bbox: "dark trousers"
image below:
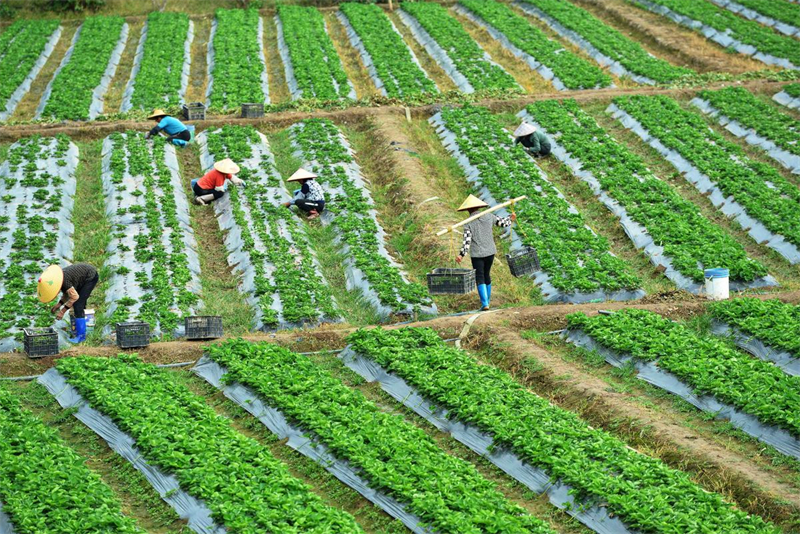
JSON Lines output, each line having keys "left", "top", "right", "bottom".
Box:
{"left": 73, "top": 273, "right": 99, "bottom": 318}
{"left": 192, "top": 180, "right": 224, "bottom": 201}
{"left": 167, "top": 129, "right": 191, "bottom": 143}
{"left": 295, "top": 199, "right": 325, "bottom": 213}
{"left": 471, "top": 255, "right": 495, "bottom": 285}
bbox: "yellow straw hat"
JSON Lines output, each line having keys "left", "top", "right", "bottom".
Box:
{"left": 213, "top": 158, "right": 240, "bottom": 175}
{"left": 287, "top": 168, "right": 318, "bottom": 182}
{"left": 457, "top": 194, "right": 489, "bottom": 212}
{"left": 147, "top": 109, "right": 168, "bottom": 120}
{"left": 37, "top": 265, "right": 63, "bottom": 303}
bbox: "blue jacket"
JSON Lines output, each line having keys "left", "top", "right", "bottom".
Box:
{"left": 155, "top": 116, "right": 187, "bottom": 135}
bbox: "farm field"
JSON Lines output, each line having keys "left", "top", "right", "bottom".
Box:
{"left": 1, "top": 0, "right": 800, "bottom": 533}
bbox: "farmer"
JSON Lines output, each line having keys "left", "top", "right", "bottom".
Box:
{"left": 192, "top": 159, "right": 244, "bottom": 205}
{"left": 514, "top": 122, "right": 551, "bottom": 158}
{"left": 145, "top": 109, "right": 192, "bottom": 147}
{"left": 455, "top": 195, "right": 516, "bottom": 311}
{"left": 282, "top": 167, "right": 325, "bottom": 220}
{"left": 37, "top": 263, "right": 99, "bottom": 344}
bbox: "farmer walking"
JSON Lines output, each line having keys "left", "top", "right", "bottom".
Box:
{"left": 145, "top": 109, "right": 192, "bottom": 147}
{"left": 514, "top": 122, "right": 551, "bottom": 158}
{"left": 455, "top": 195, "right": 516, "bottom": 311}
{"left": 282, "top": 168, "right": 325, "bottom": 220}
{"left": 37, "top": 263, "right": 99, "bottom": 344}
{"left": 192, "top": 159, "right": 244, "bottom": 205}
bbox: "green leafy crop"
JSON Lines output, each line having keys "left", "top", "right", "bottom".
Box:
{"left": 709, "top": 297, "right": 800, "bottom": 358}
{"left": 209, "top": 8, "right": 266, "bottom": 109}
{"left": 0, "top": 19, "right": 60, "bottom": 112}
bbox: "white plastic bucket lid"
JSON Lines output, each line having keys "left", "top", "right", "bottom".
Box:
{"left": 704, "top": 268, "right": 729, "bottom": 279}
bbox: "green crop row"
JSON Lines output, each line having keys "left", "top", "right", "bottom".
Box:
{"left": 346, "top": 326, "right": 780, "bottom": 534}
{"left": 42, "top": 16, "right": 125, "bottom": 121}
{"left": 459, "top": 0, "right": 611, "bottom": 90}
{"left": 0, "top": 135, "right": 73, "bottom": 345}
{"left": 339, "top": 3, "right": 436, "bottom": 97}
{"left": 518, "top": 0, "right": 691, "bottom": 83}
{"left": 0, "top": 384, "right": 144, "bottom": 534}
{"left": 729, "top": 0, "right": 800, "bottom": 28}
{"left": 568, "top": 308, "right": 800, "bottom": 438}
{"left": 105, "top": 133, "right": 199, "bottom": 334}
{"left": 640, "top": 0, "right": 800, "bottom": 66}
{"left": 209, "top": 8, "right": 266, "bottom": 109}
{"left": 526, "top": 99, "right": 767, "bottom": 284}
{"left": 697, "top": 87, "right": 800, "bottom": 158}
{"left": 204, "top": 125, "right": 338, "bottom": 327}
{"left": 56, "top": 354, "right": 362, "bottom": 533}
{"left": 291, "top": 119, "right": 432, "bottom": 314}
{"left": 613, "top": 95, "right": 800, "bottom": 250}
{"left": 129, "top": 12, "right": 190, "bottom": 110}
{"left": 435, "top": 105, "right": 640, "bottom": 294}
{"left": 0, "top": 19, "right": 60, "bottom": 113}
{"left": 783, "top": 83, "right": 800, "bottom": 98}
{"left": 709, "top": 297, "right": 800, "bottom": 357}
{"left": 401, "top": 2, "right": 519, "bottom": 91}
{"left": 278, "top": 5, "right": 351, "bottom": 100}
{"left": 206, "top": 338, "right": 555, "bottom": 534}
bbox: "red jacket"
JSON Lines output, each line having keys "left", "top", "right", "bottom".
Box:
{"left": 197, "top": 169, "right": 231, "bottom": 190}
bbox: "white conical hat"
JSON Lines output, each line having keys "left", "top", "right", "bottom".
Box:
{"left": 213, "top": 158, "right": 240, "bottom": 175}
{"left": 287, "top": 168, "right": 318, "bottom": 182}
{"left": 457, "top": 194, "right": 489, "bottom": 212}
{"left": 513, "top": 122, "right": 537, "bottom": 137}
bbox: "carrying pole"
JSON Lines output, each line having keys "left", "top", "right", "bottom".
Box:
{"left": 436, "top": 196, "right": 526, "bottom": 237}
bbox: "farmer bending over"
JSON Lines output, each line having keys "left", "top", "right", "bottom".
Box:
{"left": 514, "top": 122, "right": 551, "bottom": 158}
{"left": 192, "top": 159, "right": 244, "bottom": 205}
{"left": 145, "top": 109, "right": 192, "bottom": 147}
{"left": 37, "top": 263, "right": 99, "bottom": 344}
{"left": 282, "top": 168, "right": 325, "bottom": 220}
{"left": 455, "top": 195, "right": 515, "bottom": 311}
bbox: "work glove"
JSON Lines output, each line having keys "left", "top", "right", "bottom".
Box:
{"left": 55, "top": 309, "right": 66, "bottom": 321}
{"left": 51, "top": 303, "right": 61, "bottom": 314}
{"left": 144, "top": 131, "right": 151, "bottom": 140}
{"left": 214, "top": 186, "right": 225, "bottom": 192}
{"left": 230, "top": 177, "right": 244, "bottom": 186}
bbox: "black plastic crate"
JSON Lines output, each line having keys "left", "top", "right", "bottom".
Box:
{"left": 506, "top": 246, "right": 540, "bottom": 278}
{"left": 185, "top": 316, "right": 223, "bottom": 340}
{"left": 426, "top": 268, "right": 476, "bottom": 295}
{"left": 116, "top": 321, "right": 150, "bottom": 349}
{"left": 241, "top": 103, "right": 264, "bottom": 118}
{"left": 23, "top": 327, "right": 59, "bottom": 358}
{"left": 182, "top": 102, "right": 206, "bottom": 121}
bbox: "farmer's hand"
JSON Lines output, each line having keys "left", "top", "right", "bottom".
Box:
{"left": 510, "top": 213, "right": 517, "bottom": 222}
{"left": 230, "top": 176, "right": 244, "bottom": 186}
{"left": 55, "top": 309, "right": 65, "bottom": 321}
{"left": 281, "top": 201, "right": 291, "bottom": 208}
{"left": 456, "top": 255, "right": 463, "bottom": 264}
{"left": 144, "top": 132, "right": 151, "bottom": 140}
{"left": 51, "top": 303, "right": 61, "bottom": 314}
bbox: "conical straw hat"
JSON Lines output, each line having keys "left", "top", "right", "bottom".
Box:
{"left": 37, "top": 265, "right": 63, "bottom": 303}
{"left": 457, "top": 194, "right": 489, "bottom": 212}
{"left": 147, "top": 109, "right": 168, "bottom": 120}
{"left": 287, "top": 168, "right": 318, "bottom": 182}
{"left": 513, "top": 122, "right": 537, "bottom": 137}
{"left": 213, "top": 158, "right": 240, "bottom": 175}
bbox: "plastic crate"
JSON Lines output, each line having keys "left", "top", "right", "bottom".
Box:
{"left": 182, "top": 102, "right": 206, "bottom": 121}
{"left": 506, "top": 246, "right": 540, "bottom": 278}
{"left": 23, "top": 328, "right": 59, "bottom": 358}
{"left": 185, "top": 316, "right": 223, "bottom": 340}
{"left": 116, "top": 322, "right": 150, "bottom": 349}
{"left": 426, "top": 268, "right": 476, "bottom": 295}
{"left": 241, "top": 103, "right": 264, "bottom": 118}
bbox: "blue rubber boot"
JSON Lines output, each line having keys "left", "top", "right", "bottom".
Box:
{"left": 69, "top": 317, "right": 87, "bottom": 343}
{"left": 477, "top": 284, "right": 489, "bottom": 310}
{"left": 172, "top": 139, "right": 188, "bottom": 148}
{"left": 487, "top": 283, "right": 492, "bottom": 307}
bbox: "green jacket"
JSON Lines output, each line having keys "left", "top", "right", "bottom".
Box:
{"left": 516, "top": 131, "right": 551, "bottom": 156}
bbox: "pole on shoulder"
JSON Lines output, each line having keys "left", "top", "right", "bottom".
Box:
{"left": 435, "top": 196, "right": 526, "bottom": 237}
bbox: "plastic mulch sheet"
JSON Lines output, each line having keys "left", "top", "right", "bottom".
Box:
{"left": 338, "top": 347, "right": 641, "bottom": 534}
{"left": 632, "top": 0, "right": 799, "bottom": 70}
{"left": 0, "top": 25, "right": 61, "bottom": 120}
{"left": 691, "top": 98, "right": 800, "bottom": 175}
{"left": 707, "top": 0, "right": 800, "bottom": 36}
{"left": 37, "top": 368, "right": 226, "bottom": 534}
{"left": 516, "top": 110, "right": 777, "bottom": 293}
{"left": 205, "top": 17, "right": 269, "bottom": 107}
{"left": 710, "top": 320, "right": 800, "bottom": 377}
{"left": 608, "top": 103, "right": 800, "bottom": 265}
{"left": 773, "top": 90, "right": 800, "bottom": 110}
{"left": 512, "top": 0, "right": 656, "bottom": 85}
{"left": 564, "top": 329, "right": 800, "bottom": 460}
{"left": 191, "top": 356, "right": 432, "bottom": 534}
{"left": 0, "top": 504, "right": 16, "bottom": 534}
{"left": 35, "top": 24, "right": 82, "bottom": 119}
{"left": 256, "top": 17, "right": 270, "bottom": 105}
{"left": 87, "top": 22, "right": 128, "bottom": 120}
{"left": 429, "top": 112, "right": 646, "bottom": 304}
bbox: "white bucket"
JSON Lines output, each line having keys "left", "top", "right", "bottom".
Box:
{"left": 704, "top": 268, "right": 729, "bottom": 300}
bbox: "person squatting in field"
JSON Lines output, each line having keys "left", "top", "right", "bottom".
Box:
{"left": 145, "top": 109, "right": 193, "bottom": 147}
{"left": 455, "top": 195, "right": 516, "bottom": 311}
{"left": 514, "top": 122, "right": 551, "bottom": 158}
{"left": 192, "top": 158, "right": 245, "bottom": 205}
{"left": 37, "top": 263, "right": 99, "bottom": 344}
{"left": 281, "top": 167, "right": 326, "bottom": 220}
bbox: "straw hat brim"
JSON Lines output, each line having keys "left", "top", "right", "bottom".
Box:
{"left": 37, "top": 265, "right": 63, "bottom": 303}
{"left": 213, "top": 159, "right": 240, "bottom": 175}
{"left": 513, "top": 123, "right": 537, "bottom": 137}
{"left": 287, "top": 168, "right": 318, "bottom": 182}
{"left": 147, "top": 109, "right": 168, "bottom": 120}
{"left": 457, "top": 194, "right": 489, "bottom": 212}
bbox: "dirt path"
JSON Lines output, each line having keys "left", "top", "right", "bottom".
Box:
{"left": 184, "top": 14, "right": 211, "bottom": 104}
{"left": 102, "top": 20, "right": 142, "bottom": 114}
{"left": 323, "top": 12, "right": 380, "bottom": 100}
{"left": 470, "top": 327, "right": 800, "bottom": 528}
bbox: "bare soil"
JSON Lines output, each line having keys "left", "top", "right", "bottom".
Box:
{"left": 184, "top": 15, "right": 212, "bottom": 104}
{"left": 323, "top": 12, "right": 380, "bottom": 100}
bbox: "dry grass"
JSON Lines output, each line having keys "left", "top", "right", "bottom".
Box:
{"left": 323, "top": 11, "right": 379, "bottom": 99}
